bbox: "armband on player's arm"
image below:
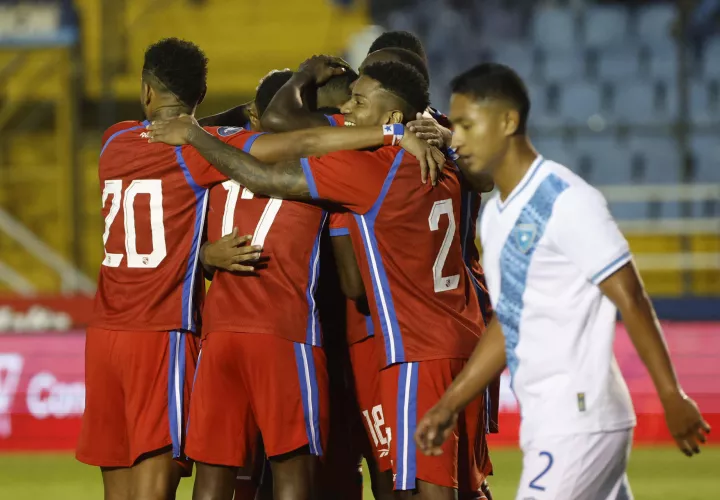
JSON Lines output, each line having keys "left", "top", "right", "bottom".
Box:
{"left": 260, "top": 72, "right": 332, "bottom": 132}
{"left": 197, "top": 102, "right": 253, "bottom": 127}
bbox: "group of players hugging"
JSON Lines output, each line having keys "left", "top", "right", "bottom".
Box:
{"left": 75, "top": 27, "right": 709, "bottom": 500}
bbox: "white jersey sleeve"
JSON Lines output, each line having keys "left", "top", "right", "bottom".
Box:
{"left": 548, "top": 185, "right": 631, "bottom": 285}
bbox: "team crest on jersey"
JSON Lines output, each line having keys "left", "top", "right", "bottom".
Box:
{"left": 217, "top": 126, "right": 243, "bottom": 137}
{"left": 513, "top": 223, "right": 537, "bottom": 253}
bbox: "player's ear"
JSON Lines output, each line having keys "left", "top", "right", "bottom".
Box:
{"left": 503, "top": 109, "right": 520, "bottom": 137}
{"left": 143, "top": 82, "right": 153, "bottom": 109}
{"left": 386, "top": 110, "right": 404, "bottom": 125}
{"left": 248, "top": 103, "right": 260, "bottom": 130}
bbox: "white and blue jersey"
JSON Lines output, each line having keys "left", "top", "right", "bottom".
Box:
{"left": 481, "top": 156, "right": 636, "bottom": 444}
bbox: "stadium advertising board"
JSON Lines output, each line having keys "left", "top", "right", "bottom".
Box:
{"left": 0, "top": 296, "right": 94, "bottom": 332}
{"left": 0, "top": 323, "right": 718, "bottom": 451}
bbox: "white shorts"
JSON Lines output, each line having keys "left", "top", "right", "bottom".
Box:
{"left": 516, "top": 429, "right": 633, "bottom": 500}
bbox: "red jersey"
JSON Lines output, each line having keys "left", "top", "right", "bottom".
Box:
{"left": 92, "top": 120, "right": 211, "bottom": 332}
{"left": 181, "top": 127, "right": 328, "bottom": 345}
{"left": 302, "top": 146, "right": 482, "bottom": 366}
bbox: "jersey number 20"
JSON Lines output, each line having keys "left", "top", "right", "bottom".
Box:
{"left": 429, "top": 199, "right": 460, "bottom": 293}
{"left": 101, "top": 179, "right": 166, "bottom": 268}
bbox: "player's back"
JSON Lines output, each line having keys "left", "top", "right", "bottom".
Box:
{"left": 352, "top": 147, "right": 482, "bottom": 366}
{"left": 202, "top": 182, "right": 327, "bottom": 345}
{"left": 92, "top": 120, "right": 207, "bottom": 332}
{"left": 480, "top": 156, "right": 635, "bottom": 440}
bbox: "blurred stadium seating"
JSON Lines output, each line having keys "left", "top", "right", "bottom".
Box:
{"left": 370, "top": 0, "right": 720, "bottom": 303}
{"left": 0, "top": 0, "right": 718, "bottom": 304}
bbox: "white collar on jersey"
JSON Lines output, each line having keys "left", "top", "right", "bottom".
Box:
{"left": 496, "top": 155, "right": 545, "bottom": 213}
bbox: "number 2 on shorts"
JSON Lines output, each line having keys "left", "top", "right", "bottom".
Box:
{"left": 529, "top": 451, "right": 553, "bottom": 491}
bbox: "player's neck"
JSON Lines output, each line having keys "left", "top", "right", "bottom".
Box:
{"left": 494, "top": 138, "right": 539, "bottom": 202}
{"left": 148, "top": 104, "right": 192, "bottom": 122}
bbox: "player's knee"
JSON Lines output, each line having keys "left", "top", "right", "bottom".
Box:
{"left": 192, "top": 463, "right": 237, "bottom": 500}
{"left": 416, "top": 479, "right": 458, "bottom": 500}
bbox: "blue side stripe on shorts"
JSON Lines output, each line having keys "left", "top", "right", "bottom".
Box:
{"left": 395, "top": 362, "right": 419, "bottom": 490}
{"left": 167, "top": 331, "right": 186, "bottom": 458}
{"left": 294, "top": 343, "right": 323, "bottom": 456}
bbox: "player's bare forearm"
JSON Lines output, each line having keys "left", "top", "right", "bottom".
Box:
{"left": 250, "top": 125, "right": 387, "bottom": 164}
{"left": 187, "top": 126, "right": 311, "bottom": 199}
{"left": 439, "top": 317, "right": 507, "bottom": 413}
{"left": 600, "top": 262, "right": 681, "bottom": 400}
{"left": 197, "top": 102, "right": 252, "bottom": 127}
{"left": 261, "top": 72, "right": 329, "bottom": 132}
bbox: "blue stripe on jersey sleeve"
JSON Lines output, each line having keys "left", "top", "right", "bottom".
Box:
{"left": 241, "top": 132, "right": 267, "bottom": 153}
{"left": 175, "top": 147, "right": 209, "bottom": 332}
{"left": 590, "top": 251, "right": 632, "bottom": 285}
{"left": 300, "top": 158, "right": 320, "bottom": 199}
{"left": 329, "top": 227, "right": 350, "bottom": 237}
{"left": 325, "top": 115, "right": 338, "bottom": 127}
{"left": 100, "top": 124, "right": 145, "bottom": 157}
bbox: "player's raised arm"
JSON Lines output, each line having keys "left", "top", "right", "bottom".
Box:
{"left": 197, "top": 101, "right": 252, "bottom": 127}
{"left": 415, "top": 316, "right": 506, "bottom": 456}
{"left": 599, "top": 264, "right": 710, "bottom": 456}
{"left": 260, "top": 55, "right": 351, "bottom": 132}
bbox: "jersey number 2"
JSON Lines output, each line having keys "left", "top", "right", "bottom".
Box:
{"left": 221, "top": 181, "right": 282, "bottom": 245}
{"left": 428, "top": 199, "right": 460, "bottom": 293}
{"left": 102, "top": 179, "right": 166, "bottom": 268}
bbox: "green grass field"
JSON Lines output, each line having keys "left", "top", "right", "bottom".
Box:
{"left": 0, "top": 447, "right": 718, "bottom": 499}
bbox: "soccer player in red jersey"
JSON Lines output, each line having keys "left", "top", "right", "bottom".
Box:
{"left": 148, "top": 60, "right": 490, "bottom": 500}
{"left": 76, "top": 38, "right": 261, "bottom": 499}
{"left": 146, "top": 62, "right": 442, "bottom": 500}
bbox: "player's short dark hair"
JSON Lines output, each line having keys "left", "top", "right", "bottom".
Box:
{"left": 320, "top": 68, "right": 359, "bottom": 97}
{"left": 254, "top": 70, "right": 293, "bottom": 117}
{"left": 142, "top": 38, "right": 208, "bottom": 108}
{"left": 362, "top": 48, "right": 429, "bottom": 85}
{"left": 451, "top": 63, "right": 530, "bottom": 134}
{"left": 368, "top": 31, "right": 427, "bottom": 63}
{"left": 363, "top": 61, "right": 430, "bottom": 120}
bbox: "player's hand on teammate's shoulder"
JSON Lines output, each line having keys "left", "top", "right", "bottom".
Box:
{"left": 298, "top": 54, "right": 350, "bottom": 85}
{"left": 407, "top": 112, "right": 452, "bottom": 149}
{"left": 414, "top": 402, "right": 458, "bottom": 456}
{"left": 399, "top": 126, "right": 446, "bottom": 186}
{"left": 146, "top": 114, "right": 200, "bottom": 146}
{"left": 661, "top": 390, "right": 711, "bottom": 457}
{"left": 202, "top": 228, "right": 263, "bottom": 273}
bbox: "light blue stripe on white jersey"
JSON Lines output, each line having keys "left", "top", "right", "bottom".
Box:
{"left": 495, "top": 173, "right": 569, "bottom": 381}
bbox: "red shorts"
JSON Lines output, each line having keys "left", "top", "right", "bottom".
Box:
{"left": 381, "top": 359, "right": 493, "bottom": 492}
{"left": 349, "top": 336, "right": 392, "bottom": 472}
{"left": 186, "top": 332, "right": 329, "bottom": 467}
{"left": 76, "top": 328, "right": 200, "bottom": 468}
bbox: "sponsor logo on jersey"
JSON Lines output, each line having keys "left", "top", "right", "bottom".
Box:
{"left": 218, "top": 126, "right": 243, "bottom": 137}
